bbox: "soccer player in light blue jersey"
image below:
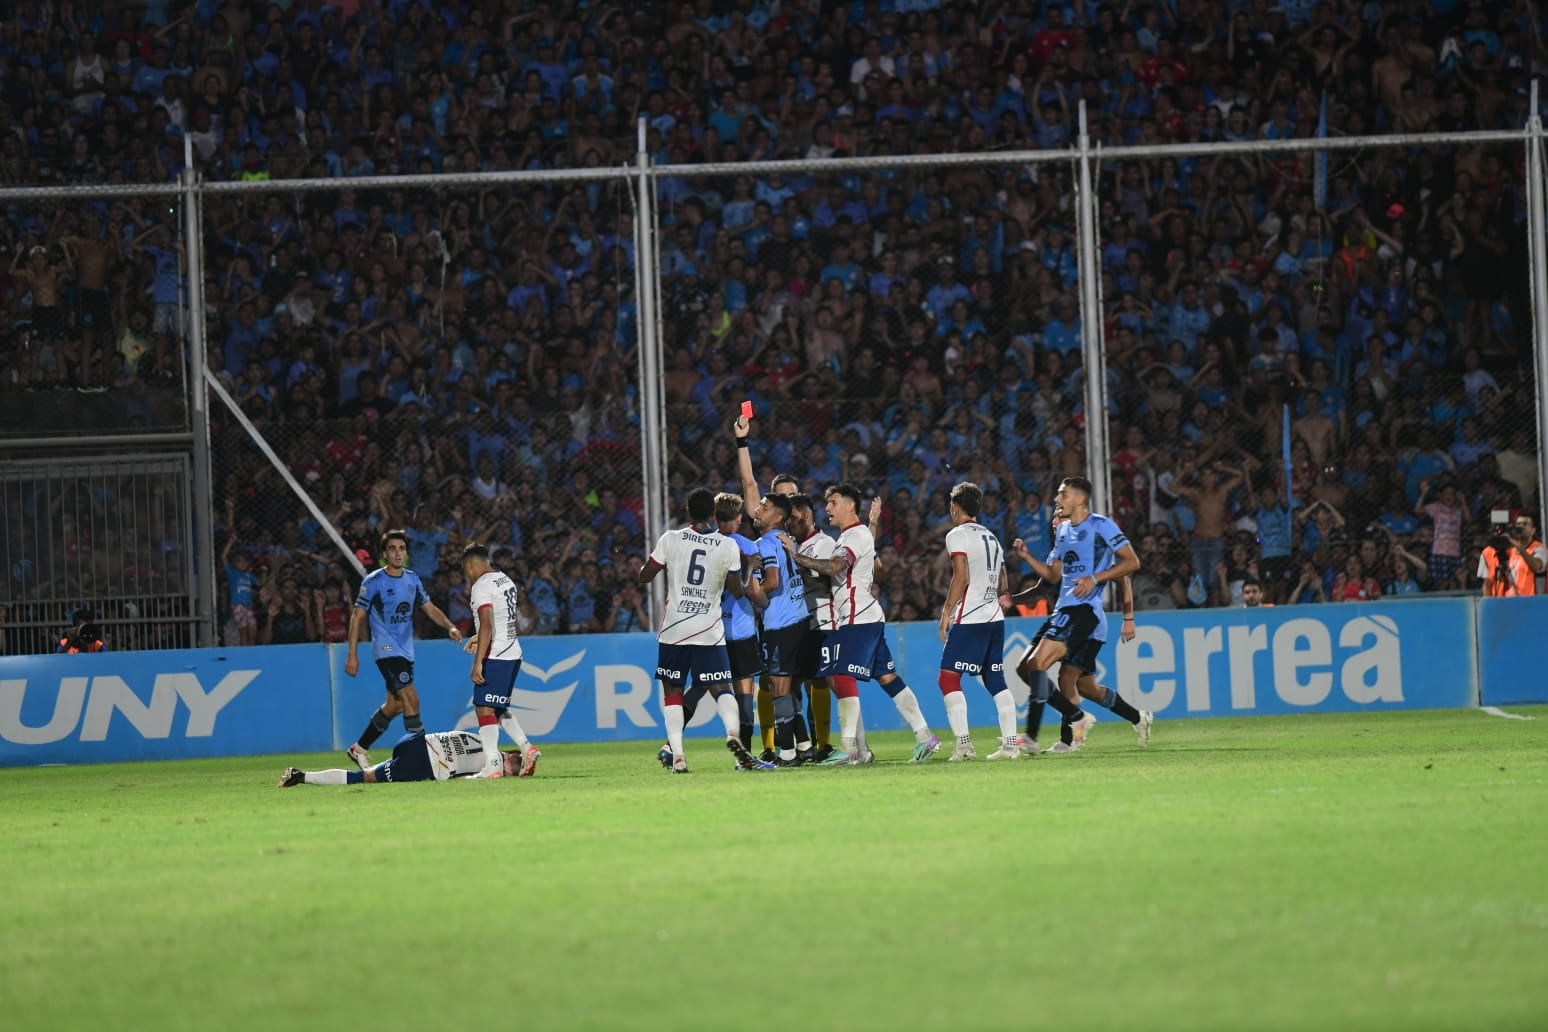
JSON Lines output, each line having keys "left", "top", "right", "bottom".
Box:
{"left": 343, "top": 530, "right": 464, "bottom": 771}
{"left": 1010, "top": 477, "right": 1141, "bottom": 753}
{"left": 746, "top": 492, "right": 814, "bottom": 766}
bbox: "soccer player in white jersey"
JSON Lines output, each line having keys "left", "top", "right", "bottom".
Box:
{"left": 463, "top": 542, "right": 541, "bottom": 778}
{"left": 938, "top": 482, "right": 1021, "bottom": 761}
{"left": 784, "top": 483, "right": 941, "bottom": 763}
{"left": 279, "top": 729, "right": 522, "bottom": 786}
{"left": 640, "top": 487, "right": 760, "bottom": 773}
{"left": 1011, "top": 477, "right": 1142, "bottom": 752}
{"left": 789, "top": 492, "right": 870, "bottom": 764}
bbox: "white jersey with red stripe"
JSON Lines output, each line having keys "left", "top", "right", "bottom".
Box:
{"left": 944, "top": 521, "right": 1006, "bottom": 625}
{"left": 469, "top": 569, "right": 524, "bottom": 661}
{"left": 833, "top": 522, "right": 883, "bottom": 626}
{"left": 799, "top": 530, "right": 839, "bottom": 632}
{"left": 650, "top": 524, "right": 743, "bottom": 646}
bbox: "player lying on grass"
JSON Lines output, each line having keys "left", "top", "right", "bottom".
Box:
{"left": 278, "top": 730, "right": 522, "bottom": 786}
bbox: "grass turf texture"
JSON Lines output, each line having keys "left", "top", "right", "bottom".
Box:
{"left": 4, "top": 709, "right": 1547, "bottom": 1031}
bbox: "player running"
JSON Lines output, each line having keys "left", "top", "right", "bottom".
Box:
{"left": 1010, "top": 477, "right": 1143, "bottom": 754}
{"left": 1013, "top": 507, "right": 1153, "bottom": 753}
{"left": 746, "top": 492, "right": 814, "bottom": 766}
{"left": 641, "top": 487, "right": 763, "bottom": 773}
{"left": 279, "top": 730, "right": 521, "bottom": 786}
{"left": 343, "top": 529, "right": 463, "bottom": 770}
{"left": 463, "top": 542, "right": 541, "bottom": 778}
{"left": 938, "top": 482, "right": 1021, "bottom": 761}
{"left": 784, "top": 483, "right": 940, "bottom": 764}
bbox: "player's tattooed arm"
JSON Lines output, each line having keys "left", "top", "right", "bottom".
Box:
{"left": 781, "top": 535, "right": 851, "bottom": 578}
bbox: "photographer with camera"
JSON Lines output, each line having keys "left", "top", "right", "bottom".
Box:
{"left": 56, "top": 608, "right": 108, "bottom": 654}
{"left": 1507, "top": 515, "right": 1546, "bottom": 594}
{"left": 1478, "top": 532, "right": 1534, "bottom": 598}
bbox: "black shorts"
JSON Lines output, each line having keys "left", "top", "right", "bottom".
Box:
{"left": 31, "top": 304, "right": 69, "bottom": 342}
{"left": 760, "top": 623, "right": 807, "bottom": 678}
{"left": 1033, "top": 605, "right": 1104, "bottom": 674}
{"left": 1260, "top": 556, "right": 1294, "bottom": 584}
{"left": 376, "top": 656, "right": 415, "bottom": 695}
{"left": 78, "top": 287, "right": 111, "bottom": 335}
{"left": 726, "top": 636, "right": 761, "bottom": 681}
{"left": 797, "top": 625, "right": 827, "bottom": 680}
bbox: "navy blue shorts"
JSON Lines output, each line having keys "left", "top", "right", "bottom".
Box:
{"left": 376, "top": 656, "right": 414, "bottom": 695}
{"left": 656, "top": 642, "right": 733, "bottom": 689}
{"left": 814, "top": 623, "right": 895, "bottom": 681}
{"left": 373, "top": 732, "right": 433, "bottom": 783}
{"left": 726, "top": 636, "right": 761, "bottom": 681}
{"left": 760, "top": 623, "right": 807, "bottom": 678}
{"left": 797, "top": 626, "right": 827, "bottom": 680}
{"left": 473, "top": 657, "right": 521, "bottom": 710}
{"left": 1034, "top": 605, "right": 1104, "bottom": 674}
{"left": 942, "top": 621, "right": 1007, "bottom": 678}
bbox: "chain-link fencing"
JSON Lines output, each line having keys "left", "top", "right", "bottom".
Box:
{"left": 200, "top": 175, "right": 653, "bottom": 645}
{"left": 1098, "top": 137, "right": 1540, "bottom": 610}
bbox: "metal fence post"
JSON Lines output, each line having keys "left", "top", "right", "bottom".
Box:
{"left": 1075, "top": 102, "right": 1112, "bottom": 514}
{"left": 1526, "top": 83, "right": 1548, "bottom": 531}
{"left": 181, "top": 139, "right": 218, "bottom": 647}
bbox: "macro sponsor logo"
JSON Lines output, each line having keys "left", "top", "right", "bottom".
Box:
{"left": 1118, "top": 615, "right": 1403, "bottom": 712}
{"left": 0, "top": 671, "right": 259, "bottom": 745}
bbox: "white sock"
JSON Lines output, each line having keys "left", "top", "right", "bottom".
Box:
{"left": 665, "top": 703, "right": 685, "bottom": 757}
{"left": 477, "top": 721, "right": 501, "bottom": 768}
{"left": 307, "top": 769, "right": 347, "bottom": 786}
{"left": 837, "top": 696, "right": 860, "bottom": 741}
{"left": 944, "top": 691, "right": 970, "bottom": 741}
{"left": 715, "top": 692, "right": 740, "bottom": 738}
{"left": 856, "top": 710, "right": 868, "bottom": 753}
{"left": 994, "top": 690, "right": 1018, "bottom": 741}
{"left": 499, "top": 711, "right": 531, "bottom": 750}
{"left": 780, "top": 748, "right": 796, "bottom": 761}
{"left": 890, "top": 687, "right": 930, "bottom": 736}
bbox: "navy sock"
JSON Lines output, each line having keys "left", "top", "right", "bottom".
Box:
{"left": 357, "top": 707, "right": 391, "bottom": 749}
{"left": 880, "top": 673, "right": 910, "bottom": 699}
{"left": 773, "top": 694, "right": 797, "bottom": 751}
{"left": 736, "top": 693, "right": 755, "bottom": 751}
{"left": 403, "top": 712, "right": 424, "bottom": 734}
{"left": 346, "top": 770, "right": 365, "bottom": 785}
{"left": 1100, "top": 687, "right": 1142, "bottom": 725}
{"left": 1026, "top": 700, "right": 1046, "bottom": 741}
{"left": 682, "top": 683, "right": 708, "bottom": 724}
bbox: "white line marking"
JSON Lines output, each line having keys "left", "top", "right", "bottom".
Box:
{"left": 1481, "top": 706, "right": 1536, "bottom": 720}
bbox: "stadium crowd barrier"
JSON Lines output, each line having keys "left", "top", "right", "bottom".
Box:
{"left": 3, "top": 598, "right": 1537, "bottom": 767}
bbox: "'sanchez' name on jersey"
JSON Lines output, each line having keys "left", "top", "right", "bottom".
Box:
{"left": 650, "top": 526, "right": 743, "bottom": 646}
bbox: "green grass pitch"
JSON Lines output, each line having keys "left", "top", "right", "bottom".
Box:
{"left": 4, "top": 708, "right": 1547, "bottom": 1031}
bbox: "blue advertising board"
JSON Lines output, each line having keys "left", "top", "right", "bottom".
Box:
{"left": 886, "top": 598, "right": 1477, "bottom": 732}
{"left": 0, "top": 644, "right": 332, "bottom": 766}
{"left": 0, "top": 597, "right": 1485, "bottom": 767}
{"left": 1475, "top": 596, "right": 1548, "bottom": 706}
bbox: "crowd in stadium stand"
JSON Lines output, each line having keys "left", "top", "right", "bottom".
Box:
{"left": 1, "top": 0, "right": 1546, "bottom": 647}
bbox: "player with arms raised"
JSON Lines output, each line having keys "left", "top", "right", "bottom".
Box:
{"left": 938, "top": 482, "right": 1021, "bottom": 761}
{"left": 1011, "top": 477, "right": 1142, "bottom": 752}
{"left": 463, "top": 542, "right": 541, "bottom": 778}
{"left": 343, "top": 530, "right": 462, "bottom": 770}
{"left": 641, "top": 487, "right": 761, "bottom": 773}
{"left": 784, "top": 483, "right": 940, "bottom": 763}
